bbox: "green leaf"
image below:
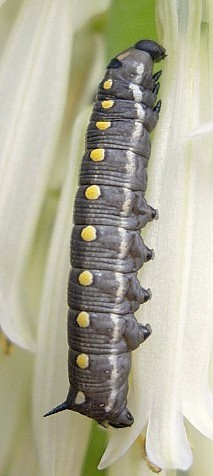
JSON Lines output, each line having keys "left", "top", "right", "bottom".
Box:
{"left": 105, "top": 0, "right": 158, "bottom": 58}
{"left": 82, "top": 422, "right": 108, "bottom": 476}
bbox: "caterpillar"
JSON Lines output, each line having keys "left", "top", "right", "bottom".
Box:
{"left": 44, "top": 39, "right": 166, "bottom": 428}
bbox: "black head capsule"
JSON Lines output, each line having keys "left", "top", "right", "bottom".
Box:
{"left": 134, "top": 40, "right": 166, "bottom": 62}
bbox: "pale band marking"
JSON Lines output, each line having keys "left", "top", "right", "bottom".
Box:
{"left": 133, "top": 121, "right": 143, "bottom": 139}
{"left": 129, "top": 83, "right": 143, "bottom": 102}
{"left": 74, "top": 391, "right": 86, "bottom": 405}
{"left": 117, "top": 51, "right": 131, "bottom": 60}
{"left": 105, "top": 354, "right": 118, "bottom": 412}
{"left": 135, "top": 64, "right": 145, "bottom": 84}
{"left": 135, "top": 103, "right": 145, "bottom": 121}
{"left": 115, "top": 272, "right": 125, "bottom": 297}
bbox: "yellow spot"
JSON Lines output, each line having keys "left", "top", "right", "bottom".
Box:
{"left": 85, "top": 185, "right": 100, "bottom": 200}
{"left": 75, "top": 391, "right": 86, "bottom": 404}
{"left": 78, "top": 270, "right": 93, "bottom": 286}
{"left": 90, "top": 149, "right": 105, "bottom": 162}
{"left": 76, "top": 311, "right": 90, "bottom": 328}
{"left": 96, "top": 121, "right": 111, "bottom": 130}
{"left": 81, "top": 225, "right": 96, "bottom": 242}
{"left": 101, "top": 100, "right": 114, "bottom": 109}
{"left": 103, "top": 79, "right": 113, "bottom": 89}
{"left": 76, "top": 353, "right": 89, "bottom": 369}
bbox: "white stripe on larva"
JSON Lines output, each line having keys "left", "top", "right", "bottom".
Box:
{"left": 110, "top": 313, "right": 120, "bottom": 342}
{"left": 121, "top": 194, "right": 132, "bottom": 212}
{"left": 135, "top": 103, "right": 145, "bottom": 121}
{"left": 129, "top": 82, "right": 143, "bottom": 102}
{"left": 125, "top": 150, "right": 136, "bottom": 177}
{"left": 103, "top": 314, "right": 120, "bottom": 412}
{"left": 117, "top": 227, "right": 127, "bottom": 258}
{"left": 105, "top": 354, "right": 118, "bottom": 412}
{"left": 133, "top": 121, "right": 143, "bottom": 139}
{"left": 115, "top": 272, "right": 125, "bottom": 297}
{"left": 126, "top": 150, "right": 135, "bottom": 160}
{"left": 135, "top": 64, "right": 145, "bottom": 83}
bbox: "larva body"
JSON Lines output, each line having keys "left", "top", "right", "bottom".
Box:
{"left": 45, "top": 39, "right": 166, "bottom": 428}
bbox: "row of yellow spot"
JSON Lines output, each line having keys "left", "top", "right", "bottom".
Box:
{"left": 76, "top": 311, "right": 90, "bottom": 369}
{"left": 95, "top": 78, "right": 114, "bottom": 130}
{"left": 86, "top": 149, "right": 103, "bottom": 202}
{"left": 89, "top": 77, "right": 113, "bottom": 162}
{"left": 75, "top": 78, "right": 113, "bottom": 372}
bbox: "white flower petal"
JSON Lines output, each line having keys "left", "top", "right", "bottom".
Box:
{"left": 146, "top": 413, "right": 192, "bottom": 470}
{"left": 185, "top": 421, "right": 213, "bottom": 476}
{"left": 108, "top": 441, "right": 175, "bottom": 476}
{"left": 0, "top": 0, "right": 9, "bottom": 8}
{"left": 188, "top": 121, "right": 213, "bottom": 137}
{"left": 181, "top": 35, "right": 213, "bottom": 438}
{"left": 9, "top": 420, "right": 38, "bottom": 476}
{"left": 0, "top": 0, "right": 74, "bottom": 349}
{"left": 71, "top": 0, "right": 112, "bottom": 32}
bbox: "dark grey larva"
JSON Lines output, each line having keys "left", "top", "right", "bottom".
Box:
{"left": 44, "top": 39, "right": 166, "bottom": 428}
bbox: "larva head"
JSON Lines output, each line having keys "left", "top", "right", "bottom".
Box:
{"left": 134, "top": 39, "right": 166, "bottom": 62}
{"left": 106, "top": 39, "right": 166, "bottom": 86}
